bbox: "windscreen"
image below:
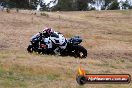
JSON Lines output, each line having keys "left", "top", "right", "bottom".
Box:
{"left": 51, "top": 32, "right": 59, "bottom": 38}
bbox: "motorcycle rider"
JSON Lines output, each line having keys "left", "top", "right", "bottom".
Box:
{"left": 31, "top": 27, "right": 67, "bottom": 55}
{"left": 31, "top": 27, "right": 53, "bottom": 49}
{"left": 31, "top": 28, "right": 53, "bottom": 40}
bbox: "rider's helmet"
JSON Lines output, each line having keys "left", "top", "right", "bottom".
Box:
{"left": 42, "top": 28, "right": 53, "bottom": 36}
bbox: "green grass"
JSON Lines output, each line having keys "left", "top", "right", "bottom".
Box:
{"left": 46, "top": 73, "right": 60, "bottom": 81}
{"left": 0, "top": 63, "right": 61, "bottom": 88}
{"left": 0, "top": 52, "right": 10, "bottom": 59}
{"left": 0, "top": 67, "right": 27, "bottom": 88}
{"left": 116, "top": 10, "right": 132, "bottom": 15}
{"left": 40, "top": 12, "right": 49, "bottom": 17}
{"left": 0, "top": 49, "right": 132, "bottom": 88}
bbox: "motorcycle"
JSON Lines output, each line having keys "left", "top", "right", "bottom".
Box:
{"left": 27, "top": 32, "right": 87, "bottom": 58}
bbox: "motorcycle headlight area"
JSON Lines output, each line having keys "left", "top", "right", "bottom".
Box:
{"left": 31, "top": 38, "right": 38, "bottom": 43}
{"left": 70, "top": 37, "right": 82, "bottom": 44}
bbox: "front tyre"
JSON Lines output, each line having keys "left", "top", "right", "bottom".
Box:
{"left": 74, "top": 45, "right": 87, "bottom": 58}
{"left": 27, "top": 45, "right": 33, "bottom": 53}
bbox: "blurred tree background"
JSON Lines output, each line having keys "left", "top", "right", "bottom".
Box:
{"left": 0, "top": 0, "right": 132, "bottom": 11}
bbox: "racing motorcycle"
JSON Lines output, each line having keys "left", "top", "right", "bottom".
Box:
{"left": 27, "top": 32, "right": 87, "bottom": 58}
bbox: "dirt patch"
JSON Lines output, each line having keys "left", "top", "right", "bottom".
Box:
{"left": 89, "top": 50, "right": 132, "bottom": 61}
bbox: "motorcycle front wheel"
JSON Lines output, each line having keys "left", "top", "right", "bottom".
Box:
{"left": 72, "top": 45, "right": 87, "bottom": 58}
{"left": 27, "top": 45, "right": 33, "bottom": 53}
